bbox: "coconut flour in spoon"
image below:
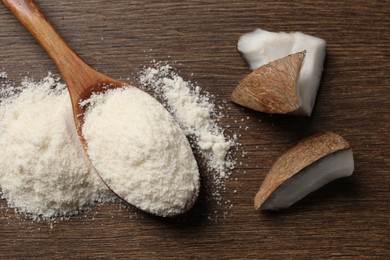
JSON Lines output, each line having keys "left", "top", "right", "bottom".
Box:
{"left": 80, "top": 87, "right": 200, "bottom": 217}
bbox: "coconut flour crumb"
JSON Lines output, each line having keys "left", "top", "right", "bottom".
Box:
{"left": 80, "top": 87, "right": 200, "bottom": 217}
{"left": 0, "top": 74, "right": 114, "bottom": 220}
{"left": 0, "top": 70, "right": 7, "bottom": 79}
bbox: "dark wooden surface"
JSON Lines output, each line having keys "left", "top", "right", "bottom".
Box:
{"left": 0, "top": 0, "right": 389, "bottom": 258}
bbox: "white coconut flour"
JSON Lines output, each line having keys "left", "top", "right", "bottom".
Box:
{"left": 0, "top": 74, "right": 113, "bottom": 220}
{"left": 80, "top": 87, "right": 200, "bottom": 217}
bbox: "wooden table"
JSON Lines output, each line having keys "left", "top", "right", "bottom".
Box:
{"left": 0, "top": 0, "right": 388, "bottom": 258}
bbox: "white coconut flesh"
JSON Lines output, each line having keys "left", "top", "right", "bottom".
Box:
{"left": 261, "top": 149, "right": 354, "bottom": 210}
{"left": 237, "top": 29, "right": 326, "bottom": 116}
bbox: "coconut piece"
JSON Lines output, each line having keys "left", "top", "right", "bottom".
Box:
{"left": 237, "top": 29, "right": 326, "bottom": 116}
{"left": 231, "top": 51, "right": 305, "bottom": 114}
{"left": 255, "top": 132, "right": 354, "bottom": 210}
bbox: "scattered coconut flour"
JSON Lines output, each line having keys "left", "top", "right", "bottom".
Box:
{"left": 139, "top": 63, "right": 236, "bottom": 178}
{"left": 80, "top": 87, "right": 200, "bottom": 217}
{"left": 0, "top": 74, "right": 114, "bottom": 220}
{"left": 0, "top": 70, "right": 7, "bottom": 79}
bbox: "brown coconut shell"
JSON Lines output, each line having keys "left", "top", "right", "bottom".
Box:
{"left": 231, "top": 51, "right": 306, "bottom": 114}
{"left": 254, "top": 132, "right": 351, "bottom": 209}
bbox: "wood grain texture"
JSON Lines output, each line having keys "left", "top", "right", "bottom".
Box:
{"left": 0, "top": 0, "right": 389, "bottom": 258}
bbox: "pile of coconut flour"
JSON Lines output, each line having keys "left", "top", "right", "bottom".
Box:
{"left": 0, "top": 65, "right": 236, "bottom": 221}
{"left": 0, "top": 73, "right": 114, "bottom": 220}
{"left": 80, "top": 87, "right": 200, "bottom": 217}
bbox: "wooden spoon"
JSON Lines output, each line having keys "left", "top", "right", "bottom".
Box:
{"left": 2, "top": 0, "right": 198, "bottom": 216}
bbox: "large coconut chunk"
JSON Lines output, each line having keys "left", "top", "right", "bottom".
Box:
{"left": 237, "top": 29, "right": 326, "bottom": 116}
{"left": 255, "top": 132, "right": 354, "bottom": 210}
{"left": 231, "top": 51, "right": 305, "bottom": 114}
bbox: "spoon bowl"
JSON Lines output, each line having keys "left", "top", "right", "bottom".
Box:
{"left": 2, "top": 0, "right": 199, "bottom": 217}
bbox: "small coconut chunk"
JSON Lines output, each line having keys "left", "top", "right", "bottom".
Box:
{"left": 231, "top": 51, "right": 305, "bottom": 114}
{"left": 255, "top": 132, "right": 354, "bottom": 211}
{"left": 237, "top": 29, "right": 326, "bottom": 116}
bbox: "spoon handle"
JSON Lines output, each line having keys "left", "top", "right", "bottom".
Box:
{"left": 2, "top": 0, "right": 96, "bottom": 96}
